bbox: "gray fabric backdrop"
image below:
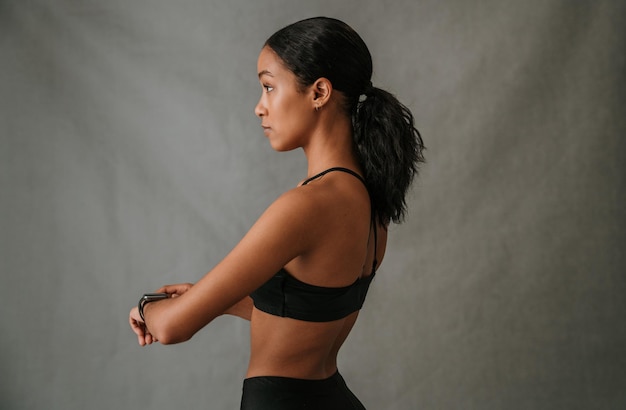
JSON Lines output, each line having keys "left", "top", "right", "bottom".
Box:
{"left": 1, "top": 1, "right": 624, "bottom": 409}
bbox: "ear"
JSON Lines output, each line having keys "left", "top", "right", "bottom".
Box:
{"left": 310, "top": 78, "right": 332, "bottom": 110}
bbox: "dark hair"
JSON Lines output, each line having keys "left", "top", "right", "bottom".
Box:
{"left": 265, "top": 17, "right": 425, "bottom": 225}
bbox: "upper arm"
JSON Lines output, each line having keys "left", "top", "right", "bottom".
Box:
{"left": 146, "top": 189, "right": 318, "bottom": 343}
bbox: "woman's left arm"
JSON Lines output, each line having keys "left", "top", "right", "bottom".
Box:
{"left": 223, "top": 296, "right": 254, "bottom": 321}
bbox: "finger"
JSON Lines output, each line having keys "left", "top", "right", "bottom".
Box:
{"left": 129, "top": 307, "right": 143, "bottom": 323}
{"left": 146, "top": 332, "right": 158, "bottom": 345}
{"left": 157, "top": 283, "right": 191, "bottom": 295}
{"left": 131, "top": 321, "right": 144, "bottom": 337}
{"left": 155, "top": 284, "right": 179, "bottom": 294}
{"left": 129, "top": 316, "right": 144, "bottom": 336}
{"left": 135, "top": 326, "right": 147, "bottom": 343}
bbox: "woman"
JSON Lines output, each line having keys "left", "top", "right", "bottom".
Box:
{"left": 129, "top": 17, "right": 424, "bottom": 409}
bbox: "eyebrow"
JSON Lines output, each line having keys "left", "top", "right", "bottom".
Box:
{"left": 258, "top": 70, "right": 274, "bottom": 79}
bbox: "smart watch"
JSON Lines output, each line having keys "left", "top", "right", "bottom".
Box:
{"left": 138, "top": 293, "right": 169, "bottom": 321}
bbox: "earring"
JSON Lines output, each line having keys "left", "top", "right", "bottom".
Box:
{"left": 315, "top": 105, "right": 320, "bottom": 112}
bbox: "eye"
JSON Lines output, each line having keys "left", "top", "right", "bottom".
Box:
{"left": 263, "top": 84, "right": 274, "bottom": 93}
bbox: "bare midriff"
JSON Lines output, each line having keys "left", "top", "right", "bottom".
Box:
{"left": 246, "top": 308, "right": 359, "bottom": 380}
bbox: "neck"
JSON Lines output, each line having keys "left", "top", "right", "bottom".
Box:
{"left": 302, "top": 110, "right": 361, "bottom": 177}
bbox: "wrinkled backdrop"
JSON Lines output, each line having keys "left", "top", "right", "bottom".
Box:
{"left": 1, "top": 1, "right": 624, "bottom": 409}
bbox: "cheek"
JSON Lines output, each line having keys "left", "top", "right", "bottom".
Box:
{"left": 267, "top": 92, "right": 315, "bottom": 148}
{"left": 283, "top": 111, "right": 314, "bottom": 142}
{"left": 272, "top": 99, "right": 301, "bottom": 130}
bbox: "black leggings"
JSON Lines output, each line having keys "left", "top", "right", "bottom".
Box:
{"left": 240, "top": 371, "right": 366, "bottom": 409}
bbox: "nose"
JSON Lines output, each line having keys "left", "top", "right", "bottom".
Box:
{"left": 254, "top": 97, "right": 266, "bottom": 118}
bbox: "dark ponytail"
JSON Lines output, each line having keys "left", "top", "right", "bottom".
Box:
{"left": 353, "top": 87, "right": 424, "bottom": 225}
{"left": 266, "top": 17, "right": 425, "bottom": 225}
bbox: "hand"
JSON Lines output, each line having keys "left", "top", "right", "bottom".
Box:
{"left": 129, "top": 283, "right": 192, "bottom": 346}
{"left": 129, "top": 306, "right": 158, "bottom": 346}
{"left": 155, "top": 282, "right": 194, "bottom": 298}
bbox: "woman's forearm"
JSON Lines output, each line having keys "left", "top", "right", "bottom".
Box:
{"left": 141, "top": 294, "right": 253, "bottom": 344}
{"left": 142, "top": 297, "right": 198, "bottom": 344}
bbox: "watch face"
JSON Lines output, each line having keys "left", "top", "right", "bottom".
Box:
{"left": 139, "top": 293, "right": 169, "bottom": 321}
{"left": 142, "top": 293, "right": 168, "bottom": 302}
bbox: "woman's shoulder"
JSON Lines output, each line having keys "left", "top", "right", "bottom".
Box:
{"left": 261, "top": 180, "right": 348, "bottom": 231}
{"left": 261, "top": 172, "right": 370, "bottom": 234}
{"left": 269, "top": 183, "right": 333, "bottom": 221}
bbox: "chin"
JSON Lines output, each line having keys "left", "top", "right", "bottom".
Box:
{"left": 269, "top": 139, "right": 299, "bottom": 152}
{"left": 271, "top": 145, "right": 297, "bottom": 153}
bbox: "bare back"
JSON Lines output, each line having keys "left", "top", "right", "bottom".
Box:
{"left": 246, "top": 171, "right": 388, "bottom": 379}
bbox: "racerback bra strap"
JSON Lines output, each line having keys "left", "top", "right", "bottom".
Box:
{"left": 301, "top": 167, "right": 366, "bottom": 187}
{"left": 301, "top": 167, "right": 378, "bottom": 274}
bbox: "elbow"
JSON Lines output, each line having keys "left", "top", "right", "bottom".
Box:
{"left": 153, "top": 320, "right": 193, "bottom": 345}
{"left": 158, "top": 332, "right": 191, "bottom": 345}
{"left": 152, "top": 312, "right": 216, "bottom": 345}
{"left": 144, "top": 299, "right": 215, "bottom": 345}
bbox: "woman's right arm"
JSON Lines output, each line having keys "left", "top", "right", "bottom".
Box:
{"left": 159, "top": 284, "right": 254, "bottom": 320}
{"left": 157, "top": 283, "right": 254, "bottom": 320}
{"left": 129, "top": 285, "right": 253, "bottom": 346}
{"left": 130, "top": 188, "right": 321, "bottom": 345}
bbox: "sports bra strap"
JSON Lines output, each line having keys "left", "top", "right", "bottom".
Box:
{"left": 301, "top": 167, "right": 378, "bottom": 275}
{"left": 371, "top": 218, "right": 378, "bottom": 274}
{"left": 301, "top": 167, "right": 366, "bottom": 186}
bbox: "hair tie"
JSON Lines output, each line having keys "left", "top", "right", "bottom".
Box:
{"left": 358, "top": 81, "right": 374, "bottom": 103}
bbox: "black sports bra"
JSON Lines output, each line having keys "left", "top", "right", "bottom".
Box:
{"left": 250, "top": 167, "right": 378, "bottom": 322}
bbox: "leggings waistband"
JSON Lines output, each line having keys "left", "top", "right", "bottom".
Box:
{"left": 243, "top": 371, "right": 343, "bottom": 391}
{"left": 241, "top": 371, "right": 365, "bottom": 409}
